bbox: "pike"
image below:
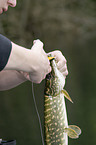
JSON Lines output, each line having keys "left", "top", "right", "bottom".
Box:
{"left": 44, "top": 56, "right": 81, "bottom": 145}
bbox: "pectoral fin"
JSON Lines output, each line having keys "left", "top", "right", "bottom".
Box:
{"left": 69, "top": 125, "right": 81, "bottom": 135}
{"left": 61, "top": 89, "right": 73, "bottom": 103}
{"left": 64, "top": 128, "right": 78, "bottom": 139}
{"left": 64, "top": 125, "right": 81, "bottom": 139}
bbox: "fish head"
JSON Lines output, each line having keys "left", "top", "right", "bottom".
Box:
{"left": 44, "top": 58, "right": 65, "bottom": 96}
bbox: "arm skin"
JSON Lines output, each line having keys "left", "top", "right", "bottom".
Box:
{"left": 0, "top": 70, "right": 27, "bottom": 91}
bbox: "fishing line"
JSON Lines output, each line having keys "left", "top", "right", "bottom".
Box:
{"left": 32, "top": 82, "right": 45, "bottom": 145}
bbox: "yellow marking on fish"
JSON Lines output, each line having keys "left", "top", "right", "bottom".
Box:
{"left": 52, "top": 115, "right": 55, "bottom": 119}
{"left": 44, "top": 103, "right": 50, "bottom": 106}
{"left": 54, "top": 100, "right": 56, "bottom": 103}
{"left": 60, "top": 133, "right": 63, "bottom": 136}
{"left": 44, "top": 108, "right": 52, "bottom": 113}
{"left": 54, "top": 105, "right": 56, "bottom": 107}
{"left": 56, "top": 128, "right": 60, "bottom": 132}
{"left": 50, "top": 102, "right": 53, "bottom": 105}
{"left": 45, "top": 119, "right": 51, "bottom": 123}
{"left": 60, "top": 103, "right": 62, "bottom": 107}
{"left": 52, "top": 128, "right": 54, "bottom": 131}
{"left": 46, "top": 134, "right": 50, "bottom": 138}
{"left": 55, "top": 122, "right": 57, "bottom": 126}
{"left": 57, "top": 116, "right": 59, "bottom": 119}
{"left": 57, "top": 139, "right": 60, "bottom": 142}
{"left": 49, "top": 128, "right": 51, "bottom": 131}
{"left": 61, "top": 138, "right": 64, "bottom": 141}
{"left": 45, "top": 114, "right": 51, "bottom": 118}
{"left": 54, "top": 110, "right": 56, "bottom": 113}
{"left": 51, "top": 140, "right": 55, "bottom": 143}
{"left": 60, "top": 116, "right": 64, "bottom": 120}
{"left": 56, "top": 135, "right": 58, "bottom": 138}
{"left": 45, "top": 98, "right": 50, "bottom": 102}
{"left": 45, "top": 95, "right": 49, "bottom": 98}
{"left": 46, "top": 139, "right": 50, "bottom": 142}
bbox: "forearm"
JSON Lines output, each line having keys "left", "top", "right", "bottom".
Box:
{"left": 4, "top": 42, "right": 32, "bottom": 72}
{"left": 0, "top": 70, "right": 27, "bottom": 91}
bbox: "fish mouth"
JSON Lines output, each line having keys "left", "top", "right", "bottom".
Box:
{"left": 46, "top": 72, "right": 52, "bottom": 80}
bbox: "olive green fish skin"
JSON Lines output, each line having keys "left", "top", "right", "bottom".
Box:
{"left": 44, "top": 59, "right": 68, "bottom": 145}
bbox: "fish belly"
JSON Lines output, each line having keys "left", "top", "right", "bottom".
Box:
{"left": 44, "top": 93, "right": 68, "bottom": 145}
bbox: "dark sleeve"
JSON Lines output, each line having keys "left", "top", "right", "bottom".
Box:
{"left": 0, "top": 34, "right": 12, "bottom": 71}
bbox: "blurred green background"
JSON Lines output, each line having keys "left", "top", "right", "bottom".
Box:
{"left": 0, "top": 0, "right": 96, "bottom": 145}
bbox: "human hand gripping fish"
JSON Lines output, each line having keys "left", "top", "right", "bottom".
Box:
{"left": 44, "top": 55, "right": 81, "bottom": 145}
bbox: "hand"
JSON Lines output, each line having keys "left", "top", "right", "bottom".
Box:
{"left": 47, "top": 50, "right": 68, "bottom": 78}
{"left": 29, "top": 39, "right": 51, "bottom": 83}
{"left": 20, "top": 71, "right": 30, "bottom": 81}
{"left": 4, "top": 39, "right": 51, "bottom": 84}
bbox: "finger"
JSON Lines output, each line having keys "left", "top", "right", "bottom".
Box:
{"left": 32, "top": 39, "right": 44, "bottom": 50}
{"left": 57, "top": 60, "right": 67, "bottom": 70}
{"left": 58, "top": 64, "right": 67, "bottom": 73}
{"left": 49, "top": 50, "right": 67, "bottom": 63}
{"left": 25, "top": 73, "right": 30, "bottom": 81}
{"left": 62, "top": 70, "right": 68, "bottom": 77}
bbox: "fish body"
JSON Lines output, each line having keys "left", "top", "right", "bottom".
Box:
{"left": 44, "top": 57, "right": 81, "bottom": 145}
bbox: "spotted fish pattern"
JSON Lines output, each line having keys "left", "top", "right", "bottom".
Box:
{"left": 44, "top": 56, "right": 81, "bottom": 145}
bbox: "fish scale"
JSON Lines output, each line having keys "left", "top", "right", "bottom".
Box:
{"left": 44, "top": 56, "right": 81, "bottom": 145}
{"left": 44, "top": 93, "right": 68, "bottom": 145}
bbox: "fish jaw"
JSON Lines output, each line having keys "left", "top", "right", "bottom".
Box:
{"left": 44, "top": 93, "right": 68, "bottom": 145}
{"left": 45, "top": 59, "right": 65, "bottom": 96}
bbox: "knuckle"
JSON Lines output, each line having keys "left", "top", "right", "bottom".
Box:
{"left": 37, "top": 39, "right": 43, "bottom": 45}
{"left": 54, "top": 50, "right": 63, "bottom": 56}
{"left": 55, "top": 50, "right": 62, "bottom": 54}
{"left": 34, "top": 39, "right": 44, "bottom": 47}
